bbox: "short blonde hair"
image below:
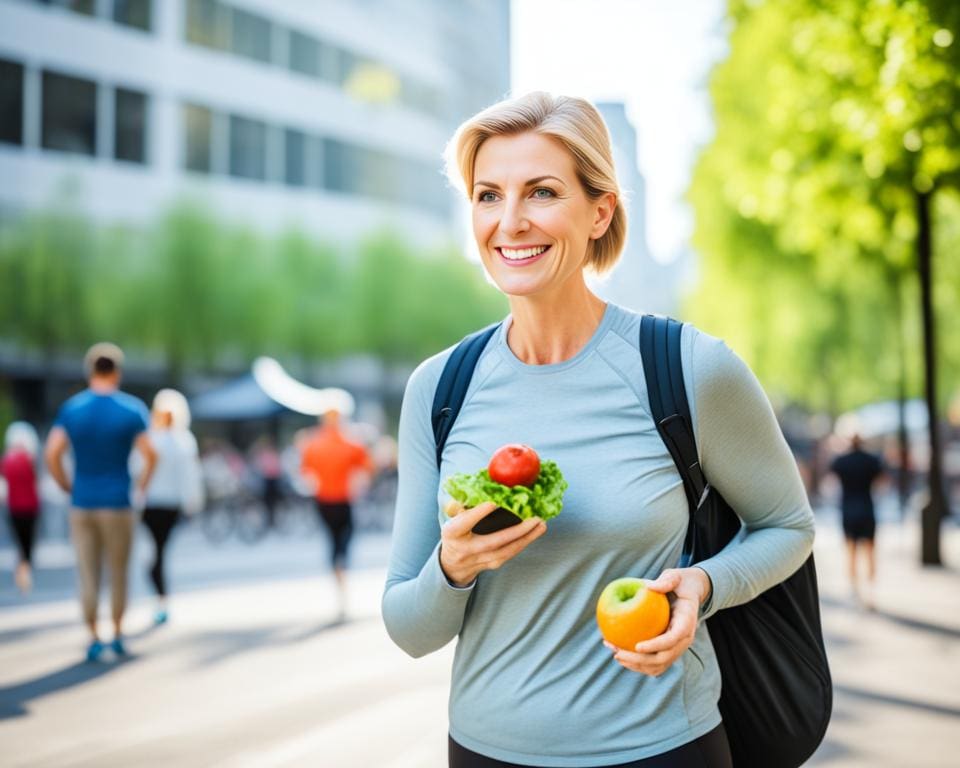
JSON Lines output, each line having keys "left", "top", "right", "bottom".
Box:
{"left": 152, "top": 388, "right": 192, "bottom": 430}
{"left": 445, "top": 91, "right": 627, "bottom": 275}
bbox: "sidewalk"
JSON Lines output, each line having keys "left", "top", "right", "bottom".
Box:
{"left": 0, "top": 514, "right": 957, "bottom": 766}
{"left": 808, "top": 512, "right": 960, "bottom": 767}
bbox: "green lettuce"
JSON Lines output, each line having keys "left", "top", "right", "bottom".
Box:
{"left": 443, "top": 459, "right": 568, "bottom": 522}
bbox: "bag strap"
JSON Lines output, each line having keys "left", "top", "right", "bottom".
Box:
{"left": 431, "top": 322, "right": 502, "bottom": 470}
{"left": 639, "top": 315, "right": 709, "bottom": 560}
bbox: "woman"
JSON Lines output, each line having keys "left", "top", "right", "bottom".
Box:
{"left": 141, "top": 389, "right": 203, "bottom": 624}
{"left": 2, "top": 422, "right": 41, "bottom": 594}
{"left": 381, "top": 92, "right": 815, "bottom": 768}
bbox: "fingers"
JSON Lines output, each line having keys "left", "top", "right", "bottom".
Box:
{"left": 477, "top": 519, "right": 547, "bottom": 569}
{"left": 633, "top": 599, "right": 697, "bottom": 654}
{"left": 603, "top": 635, "right": 688, "bottom": 677}
{"left": 600, "top": 591, "right": 699, "bottom": 676}
{"left": 445, "top": 501, "right": 498, "bottom": 535}
{"left": 645, "top": 569, "right": 682, "bottom": 594}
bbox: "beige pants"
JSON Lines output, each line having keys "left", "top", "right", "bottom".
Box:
{"left": 69, "top": 509, "right": 134, "bottom": 626}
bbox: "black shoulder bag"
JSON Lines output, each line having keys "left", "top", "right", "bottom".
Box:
{"left": 640, "top": 314, "right": 832, "bottom": 768}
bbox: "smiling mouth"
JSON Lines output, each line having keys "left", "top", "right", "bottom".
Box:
{"left": 496, "top": 245, "right": 551, "bottom": 263}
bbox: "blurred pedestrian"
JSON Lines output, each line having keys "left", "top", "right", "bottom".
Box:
{"left": 2, "top": 421, "right": 41, "bottom": 594}
{"left": 140, "top": 389, "right": 203, "bottom": 625}
{"left": 300, "top": 406, "right": 374, "bottom": 620}
{"left": 44, "top": 343, "right": 156, "bottom": 661}
{"left": 830, "top": 433, "right": 885, "bottom": 608}
{"left": 249, "top": 435, "right": 283, "bottom": 528}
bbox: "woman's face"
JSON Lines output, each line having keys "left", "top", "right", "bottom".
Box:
{"left": 471, "top": 131, "right": 614, "bottom": 299}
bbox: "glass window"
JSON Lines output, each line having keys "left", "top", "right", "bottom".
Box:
{"left": 115, "top": 87, "right": 147, "bottom": 164}
{"left": 319, "top": 45, "right": 346, "bottom": 85}
{"left": 37, "top": 1, "right": 95, "bottom": 16}
{"left": 334, "top": 49, "right": 356, "bottom": 86}
{"left": 183, "top": 103, "right": 212, "bottom": 172}
{"left": 322, "top": 137, "right": 351, "bottom": 193}
{"left": 289, "top": 31, "right": 319, "bottom": 77}
{"left": 42, "top": 70, "right": 97, "bottom": 156}
{"left": 113, "top": 0, "right": 152, "bottom": 31}
{"left": 0, "top": 59, "right": 24, "bottom": 146}
{"left": 284, "top": 128, "right": 306, "bottom": 187}
{"left": 307, "top": 135, "right": 324, "bottom": 190}
{"left": 229, "top": 115, "right": 266, "bottom": 180}
{"left": 231, "top": 8, "right": 271, "bottom": 63}
{"left": 185, "top": 0, "right": 228, "bottom": 50}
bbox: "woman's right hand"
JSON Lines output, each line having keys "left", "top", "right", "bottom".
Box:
{"left": 439, "top": 501, "right": 547, "bottom": 587}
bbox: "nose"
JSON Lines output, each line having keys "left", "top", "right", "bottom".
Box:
{"left": 498, "top": 196, "right": 530, "bottom": 237}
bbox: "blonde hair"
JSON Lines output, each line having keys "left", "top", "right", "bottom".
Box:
{"left": 445, "top": 91, "right": 627, "bottom": 275}
{"left": 4, "top": 422, "right": 38, "bottom": 458}
{"left": 152, "top": 389, "right": 192, "bottom": 430}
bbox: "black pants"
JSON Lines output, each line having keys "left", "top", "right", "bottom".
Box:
{"left": 315, "top": 501, "right": 353, "bottom": 568}
{"left": 7, "top": 513, "right": 38, "bottom": 564}
{"left": 142, "top": 506, "right": 180, "bottom": 596}
{"left": 449, "top": 724, "right": 733, "bottom": 768}
{"left": 263, "top": 477, "right": 280, "bottom": 527}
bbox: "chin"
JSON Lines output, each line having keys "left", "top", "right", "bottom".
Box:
{"left": 491, "top": 276, "right": 547, "bottom": 298}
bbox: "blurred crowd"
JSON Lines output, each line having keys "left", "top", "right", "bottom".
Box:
{"left": 0, "top": 341, "right": 399, "bottom": 661}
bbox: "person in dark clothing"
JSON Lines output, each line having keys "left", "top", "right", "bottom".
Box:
{"left": 830, "top": 434, "right": 884, "bottom": 608}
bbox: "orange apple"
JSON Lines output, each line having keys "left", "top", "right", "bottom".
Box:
{"left": 596, "top": 577, "right": 670, "bottom": 650}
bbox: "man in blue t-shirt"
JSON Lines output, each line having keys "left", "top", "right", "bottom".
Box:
{"left": 45, "top": 342, "right": 157, "bottom": 661}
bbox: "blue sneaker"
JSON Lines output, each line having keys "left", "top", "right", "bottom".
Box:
{"left": 153, "top": 609, "right": 168, "bottom": 625}
{"left": 110, "top": 637, "right": 128, "bottom": 657}
{"left": 85, "top": 640, "right": 105, "bottom": 662}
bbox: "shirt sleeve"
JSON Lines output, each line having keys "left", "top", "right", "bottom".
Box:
{"left": 684, "top": 329, "right": 815, "bottom": 620}
{"left": 133, "top": 399, "right": 150, "bottom": 435}
{"left": 381, "top": 353, "right": 476, "bottom": 658}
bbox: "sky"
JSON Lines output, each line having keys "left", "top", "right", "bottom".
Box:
{"left": 511, "top": 0, "right": 728, "bottom": 263}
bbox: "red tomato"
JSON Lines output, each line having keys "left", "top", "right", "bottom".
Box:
{"left": 488, "top": 444, "right": 541, "bottom": 487}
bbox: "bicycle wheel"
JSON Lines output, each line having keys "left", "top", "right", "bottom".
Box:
{"left": 236, "top": 496, "right": 270, "bottom": 544}
{"left": 201, "top": 501, "right": 234, "bottom": 544}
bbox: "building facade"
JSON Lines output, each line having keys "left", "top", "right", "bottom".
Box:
{"left": 588, "top": 101, "right": 681, "bottom": 317}
{"left": 0, "top": 0, "right": 510, "bottom": 244}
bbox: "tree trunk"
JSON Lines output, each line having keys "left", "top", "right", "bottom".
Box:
{"left": 893, "top": 271, "right": 911, "bottom": 520}
{"left": 916, "top": 189, "right": 946, "bottom": 565}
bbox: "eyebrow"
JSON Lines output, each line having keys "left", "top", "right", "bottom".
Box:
{"left": 473, "top": 175, "right": 566, "bottom": 190}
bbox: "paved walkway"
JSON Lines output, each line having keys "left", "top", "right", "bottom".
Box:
{"left": 806, "top": 514, "right": 960, "bottom": 767}
{"left": 0, "top": 513, "right": 957, "bottom": 766}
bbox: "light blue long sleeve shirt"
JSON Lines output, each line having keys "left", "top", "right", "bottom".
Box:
{"left": 382, "top": 302, "right": 814, "bottom": 767}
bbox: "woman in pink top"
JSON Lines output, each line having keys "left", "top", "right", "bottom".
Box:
{"left": 2, "top": 422, "right": 41, "bottom": 594}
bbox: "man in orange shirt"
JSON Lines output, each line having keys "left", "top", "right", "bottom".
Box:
{"left": 300, "top": 408, "right": 374, "bottom": 619}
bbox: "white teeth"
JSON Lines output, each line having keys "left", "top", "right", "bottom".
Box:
{"left": 500, "top": 245, "right": 548, "bottom": 260}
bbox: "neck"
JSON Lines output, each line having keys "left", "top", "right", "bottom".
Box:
{"left": 89, "top": 378, "right": 118, "bottom": 394}
{"left": 505, "top": 274, "right": 607, "bottom": 365}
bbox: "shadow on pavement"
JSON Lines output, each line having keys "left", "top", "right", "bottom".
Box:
{"left": 0, "top": 655, "right": 138, "bottom": 720}
{"left": 834, "top": 684, "right": 960, "bottom": 718}
{"left": 870, "top": 609, "right": 960, "bottom": 640}
{"left": 820, "top": 595, "right": 960, "bottom": 640}
{"left": 0, "top": 618, "right": 75, "bottom": 645}
{"left": 185, "top": 616, "right": 377, "bottom": 669}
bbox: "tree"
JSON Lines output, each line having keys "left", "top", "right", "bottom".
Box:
{"left": 689, "top": 0, "right": 960, "bottom": 562}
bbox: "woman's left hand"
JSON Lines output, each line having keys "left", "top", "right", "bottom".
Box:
{"left": 603, "top": 567, "right": 712, "bottom": 677}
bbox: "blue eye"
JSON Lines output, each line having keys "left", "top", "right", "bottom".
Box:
{"left": 477, "top": 191, "right": 497, "bottom": 203}
{"left": 532, "top": 187, "right": 555, "bottom": 199}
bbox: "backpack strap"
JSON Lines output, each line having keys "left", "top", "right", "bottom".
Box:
{"left": 639, "top": 315, "right": 709, "bottom": 560}
{"left": 431, "top": 323, "right": 502, "bottom": 470}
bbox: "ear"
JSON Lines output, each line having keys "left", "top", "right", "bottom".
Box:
{"left": 589, "top": 192, "right": 617, "bottom": 240}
